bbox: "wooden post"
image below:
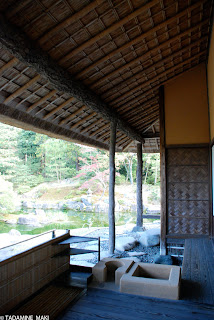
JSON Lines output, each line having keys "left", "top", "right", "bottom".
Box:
{"left": 136, "top": 142, "right": 143, "bottom": 228}
{"left": 159, "top": 86, "right": 167, "bottom": 255}
{"left": 109, "top": 120, "right": 117, "bottom": 254}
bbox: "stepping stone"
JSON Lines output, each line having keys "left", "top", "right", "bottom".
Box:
{"left": 127, "top": 251, "right": 146, "bottom": 257}
{"left": 115, "top": 237, "right": 138, "bottom": 251}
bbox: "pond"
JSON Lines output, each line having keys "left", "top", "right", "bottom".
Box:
{"left": 0, "top": 209, "right": 137, "bottom": 235}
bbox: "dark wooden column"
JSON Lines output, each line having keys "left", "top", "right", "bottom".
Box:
{"left": 109, "top": 120, "right": 117, "bottom": 254}
{"left": 136, "top": 142, "right": 143, "bottom": 228}
{"left": 159, "top": 85, "right": 167, "bottom": 255}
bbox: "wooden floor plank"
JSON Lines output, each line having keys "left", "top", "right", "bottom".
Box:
{"left": 58, "top": 288, "right": 214, "bottom": 320}
{"left": 181, "top": 238, "right": 214, "bottom": 305}
{"left": 12, "top": 285, "right": 84, "bottom": 318}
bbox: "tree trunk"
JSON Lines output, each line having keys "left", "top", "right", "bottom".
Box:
{"left": 108, "top": 120, "right": 117, "bottom": 254}
{"left": 136, "top": 143, "right": 143, "bottom": 228}
{"left": 155, "top": 155, "right": 158, "bottom": 184}
{"left": 129, "top": 155, "right": 133, "bottom": 185}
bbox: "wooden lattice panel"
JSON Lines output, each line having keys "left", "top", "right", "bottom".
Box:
{"left": 168, "top": 217, "right": 209, "bottom": 235}
{"left": 168, "top": 200, "right": 209, "bottom": 218}
{"left": 167, "top": 166, "right": 209, "bottom": 183}
{"left": 167, "top": 147, "right": 209, "bottom": 166}
{"left": 166, "top": 147, "right": 210, "bottom": 236}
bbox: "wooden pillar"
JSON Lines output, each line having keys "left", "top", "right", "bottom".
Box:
{"left": 136, "top": 142, "right": 143, "bottom": 228}
{"left": 108, "top": 120, "right": 117, "bottom": 254}
{"left": 159, "top": 85, "right": 167, "bottom": 255}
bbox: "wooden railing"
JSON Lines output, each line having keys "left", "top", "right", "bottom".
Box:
{"left": 0, "top": 230, "right": 70, "bottom": 314}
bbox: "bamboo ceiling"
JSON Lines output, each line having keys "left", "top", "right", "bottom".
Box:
{"left": 0, "top": 0, "right": 212, "bottom": 152}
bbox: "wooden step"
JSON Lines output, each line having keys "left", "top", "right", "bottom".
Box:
{"left": 53, "top": 248, "right": 98, "bottom": 257}
{"left": 57, "top": 270, "right": 93, "bottom": 288}
{"left": 58, "top": 236, "right": 97, "bottom": 244}
{"left": 12, "top": 284, "right": 85, "bottom": 317}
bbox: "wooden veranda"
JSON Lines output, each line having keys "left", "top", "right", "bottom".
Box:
{"left": 0, "top": 0, "right": 214, "bottom": 317}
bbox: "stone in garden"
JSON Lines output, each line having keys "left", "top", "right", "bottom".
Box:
{"left": 8, "top": 229, "right": 21, "bottom": 236}
{"left": 66, "top": 200, "right": 84, "bottom": 211}
{"left": 127, "top": 251, "right": 146, "bottom": 257}
{"left": 17, "top": 215, "right": 40, "bottom": 226}
{"left": 132, "top": 226, "right": 144, "bottom": 232}
{"left": 154, "top": 254, "right": 173, "bottom": 265}
{"left": 81, "top": 197, "right": 91, "bottom": 206}
{"left": 115, "top": 236, "right": 138, "bottom": 251}
{"left": 139, "top": 228, "right": 160, "bottom": 247}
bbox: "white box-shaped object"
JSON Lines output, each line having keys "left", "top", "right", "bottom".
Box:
{"left": 120, "top": 262, "right": 181, "bottom": 300}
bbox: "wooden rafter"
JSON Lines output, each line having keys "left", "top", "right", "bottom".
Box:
{"left": 103, "top": 36, "right": 208, "bottom": 100}
{"left": 27, "top": 90, "right": 57, "bottom": 112}
{"left": 0, "top": 14, "right": 145, "bottom": 143}
{"left": 80, "top": 118, "right": 103, "bottom": 134}
{"left": 123, "top": 99, "right": 159, "bottom": 119}
{"left": 130, "top": 106, "right": 159, "bottom": 125}
{"left": 98, "top": 130, "right": 110, "bottom": 141}
{"left": 118, "top": 136, "right": 130, "bottom": 146}
{"left": 38, "top": 0, "right": 104, "bottom": 45}
{"left": 58, "top": 0, "right": 159, "bottom": 64}
{"left": 43, "top": 97, "right": 75, "bottom": 120}
{"left": 90, "top": 123, "right": 109, "bottom": 137}
{"left": 112, "top": 50, "right": 206, "bottom": 105}
{"left": 70, "top": 112, "right": 97, "bottom": 130}
{"left": 59, "top": 105, "right": 85, "bottom": 126}
{"left": 123, "top": 140, "right": 134, "bottom": 151}
{"left": 139, "top": 115, "right": 160, "bottom": 132}
{"left": 76, "top": 2, "right": 207, "bottom": 79}
{"left": 0, "top": 57, "right": 18, "bottom": 75}
{"left": 4, "top": 74, "right": 40, "bottom": 104}
{"left": 134, "top": 110, "right": 159, "bottom": 127}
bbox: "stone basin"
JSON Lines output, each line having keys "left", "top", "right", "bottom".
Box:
{"left": 120, "top": 262, "right": 181, "bottom": 300}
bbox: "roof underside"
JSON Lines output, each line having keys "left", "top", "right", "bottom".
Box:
{"left": 0, "top": 0, "right": 212, "bottom": 152}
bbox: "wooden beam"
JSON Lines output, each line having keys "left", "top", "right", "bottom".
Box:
{"left": 76, "top": 4, "right": 207, "bottom": 79}
{"left": 59, "top": 0, "right": 159, "bottom": 64}
{"left": 0, "top": 102, "right": 111, "bottom": 151}
{"left": 159, "top": 86, "right": 167, "bottom": 255}
{"left": 38, "top": 0, "right": 104, "bottom": 45}
{"left": 70, "top": 112, "right": 96, "bottom": 129}
{"left": 102, "top": 36, "right": 208, "bottom": 99}
{"left": 142, "top": 119, "right": 159, "bottom": 133}
{"left": 0, "top": 14, "right": 145, "bottom": 143}
{"left": 27, "top": 90, "right": 57, "bottom": 112}
{"left": 111, "top": 50, "right": 206, "bottom": 105}
{"left": 43, "top": 97, "right": 75, "bottom": 120}
{"left": 4, "top": 75, "right": 40, "bottom": 104}
{"left": 59, "top": 105, "right": 85, "bottom": 125}
{"left": 109, "top": 120, "right": 117, "bottom": 254}
{"left": 0, "top": 57, "right": 18, "bottom": 75}
{"left": 136, "top": 143, "right": 143, "bottom": 228}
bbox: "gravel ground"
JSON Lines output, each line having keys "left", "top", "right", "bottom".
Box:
{"left": 70, "top": 222, "right": 164, "bottom": 266}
